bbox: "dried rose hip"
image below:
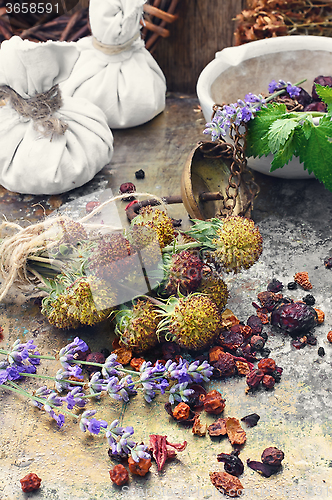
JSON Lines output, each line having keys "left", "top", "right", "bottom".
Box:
{"left": 109, "top": 464, "right": 129, "bottom": 486}
{"left": 262, "top": 374, "right": 275, "bottom": 389}
{"left": 250, "top": 335, "right": 265, "bottom": 350}
{"left": 203, "top": 390, "right": 226, "bottom": 414}
{"left": 20, "top": 473, "right": 42, "bottom": 492}
{"left": 261, "top": 447, "right": 284, "bottom": 466}
{"left": 173, "top": 402, "right": 191, "bottom": 421}
{"left": 258, "top": 358, "right": 276, "bottom": 374}
{"left": 128, "top": 456, "right": 152, "bottom": 476}
{"left": 246, "top": 369, "right": 264, "bottom": 389}
{"left": 119, "top": 182, "right": 136, "bottom": 194}
{"left": 213, "top": 352, "right": 236, "bottom": 378}
{"left": 85, "top": 352, "right": 106, "bottom": 373}
{"left": 247, "top": 315, "right": 263, "bottom": 334}
{"left": 327, "top": 331, "right": 332, "bottom": 343}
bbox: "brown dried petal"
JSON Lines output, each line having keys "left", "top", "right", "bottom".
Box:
{"left": 221, "top": 309, "right": 240, "bottom": 329}
{"left": 314, "top": 308, "right": 325, "bottom": 324}
{"left": 129, "top": 357, "right": 145, "bottom": 371}
{"left": 208, "top": 418, "right": 228, "bottom": 436}
{"left": 192, "top": 414, "right": 207, "bottom": 436}
{"left": 210, "top": 471, "right": 244, "bottom": 497}
{"left": 225, "top": 417, "right": 246, "bottom": 445}
{"left": 149, "top": 434, "right": 187, "bottom": 471}
{"left": 209, "top": 345, "right": 224, "bottom": 364}
{"left": 294, "top": 271, "right": 312, "bottom": 290}
{"left": 213, "top": 352, "right": 236, "bottom": 378}
{"left": 235, "top": 360, "right": 251, "bottom": 376}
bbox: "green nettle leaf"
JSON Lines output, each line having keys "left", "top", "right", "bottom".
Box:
{"left": 246, "top": 103, "right": 287, "bottom": 158}
{"left": 297, "top": 115, "right": 332, "bottom": 190}
{"left": 268, "top": 119, "right": 299, "bottom": 153}
{"left": 270, "top": 131, "right": 296, "bottom": 171}
{"left": 315, "top": 84, "right": 332, "bottom": 112}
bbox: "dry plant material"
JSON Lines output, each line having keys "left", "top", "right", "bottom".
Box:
{"left": 173, "top": 402, "right": 191, "bottom": 421}
{"left": 20, "top": 473, "right": 42, "bottom": 492}
{"left": 314, "top": 308, "right": 325, "bottom": 324}
{"left": 192, "top": 414, "right": 207, "bottom": 436}
{"left": 258, "top": 358, "right": 276, "bottom": 374}
{"left": 203, "top": 390, "right": 226, "bottom": 414}
{"left": 149, "top": 434, "right": 187, "bottom": 471}
{"left": 212, "top": 352, "right": 236, "bottom": 378}
{"left": 327, "top": 331, "right": 332, "bottom": 343}
{"left": 109, "top": 464, "right": 129, "bottom": 486}
{"left": 208, "top": 345, "right": 224, "bottom": 364}
{"left": 241, "top": 413, "right": 260, "bottom": 427}
{"left": 217, "top": 450, "right": 244, "bottom": 477}
{"left": 234, "top": 0, "right": 332, "bottom": 46}
{"left": 210, "top": 471, "right": 244, "bottom": 497}
{"left": 262, "top": 374, "right": 276, "bottom": 389}
{"left": 225, "top": 417, "right": 246, "bottom": 446}
{"left": 208, "top": 418, "right": 228, "bottom": 437}
{"left": 247, "top": 446, "right": 284, "bottom": 477}
{"left": 220, "top": 309, "right": 240, "bottom": 329}
{"left": 111, "top": 347, "right": 132, "bottom": 366}
{"left": 128, "top": 456, "right": 152, "bottom": 476}
{"left": 129, "top": 357, "right": 145, "bottom": 371}
{"left": 235, "top": 360, "right": 251, "bottom": 376}
{"left": 246, "top": 368, "right": 265, "bottom": 389}
{"left": 294, "top": 271, "right": 312, "bottom": 290}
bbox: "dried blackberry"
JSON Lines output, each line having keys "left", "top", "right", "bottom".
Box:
{"left": 302, "top": 294, "right": 315, "bottom": 306}
{"left": 318, "top": 347, "right": 325, "bottom": 357}
{"left": 287, "top": 281, "right": 297, "bottom": 290}
{"left": 267, "top": 279, "right": 283, "bottom": 293}
{"left": 135, "top": 169, "right": 145, "bottom": 179}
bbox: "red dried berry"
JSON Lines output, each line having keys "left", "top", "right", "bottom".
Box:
{"left": 203, "top": 389, "right": 226, "bottom": 414}
{"left": 247, "top": 315, "right": 263, "bottom": 334}
{"left": 128, "top": 456, "right": 152, "bottom": 476}
{"left": 246, "top": 369, "right": 264, "bottom": 389}
{"left": 258, "top": 358, "right": 276, "bottom": 374}
{"left": 119, "top": 182, "right": 136, "bottom": 194}
{"left": 213, "top": 352, "right": 236, "bottom": 378}
{"left": 262, "top": 374, "right": 276, "bottom": 389}
{"left": 250, "top": 335, "right": 265, "bottom": 350}
{"left": 85, "top": 352, "right": 106, "bottom": 373}
{"left": 20, "top": 473, "right": 41, "bottom": 492}
{"left": 261, "top": 447, "right": 284, "bottom": 466}
{"left": 271, "top": 302, "right": 318, "bottom": 334}
{"left": 109, "top": 464, "right": 129, "bottom": 486}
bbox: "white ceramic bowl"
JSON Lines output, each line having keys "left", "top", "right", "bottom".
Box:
{"left": 197, "top": 36, "right": 332, "bottom": 179}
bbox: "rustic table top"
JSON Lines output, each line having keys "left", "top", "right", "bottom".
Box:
{"left": 1, "top": 94, "right": 332, "bottom": 500}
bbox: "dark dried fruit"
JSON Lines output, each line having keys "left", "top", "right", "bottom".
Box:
{"left": 267, "top": 279, "right": 283, "bottom": 292}
{"left": 119, "top": 182, "right": 136, "bottom": 194}
{"left": 287, "top": 281, "right": 297, "bottom": 290}
{"left": 261, "top": 447, "right": 284, "bottom": 466}
{"left": 257, "top": 291, "right": 281, "bottom": 311}
{"left": 209, "top": 345, "right": 225, "bottom": 363}
{"left": 186, "top": 384, "right": 207, "bottom": 410}
{"left": 291, "top": 336, "right": 307, "bottom": 349}
{"left": 135, "top": 169, "right": 145, "bottom": 179}
{"left": 247, "top": 315, "right": 263, "bottom": 335}
{"left": 312, "top": 75, "right": 332, "bottom": 101}
{"left": 262, "top": 374, "right": 275, "bottom": 389}
{"left": 258, "top": 358, "right": 276, "bottom": 374}
{"left": 85, "top": 352, "right": 106, "bottom": 373}
{"left": 246, "top": 369, "right": 264, "bottom": 389}
{"left": 250, "top": 335, "right": 265, "bottom": 350}
{"left": 203, "top": 390, "right": 226, "bottom": 414}
{"left": 296, "top": 87, "right": 312, "bottom": 107}
{"left": 318, "top": 347, "right": 325, "bottom": 357}
{"left": 128, "top": 456, "right": 152, "bottom": 476}
{"left": 213, "top": 352, "right": 236, "bottom": 378}
{"left": 324, "top": 257, "right": 332, "bottom": 269}
{"left": 217, "top": 450, "right": 244, "bottom": 477}
{"left": 271, "top": 302, "right": 318, "bottom": 334}
{"left": 303, "top": 101, "right": 327, "bottom": 112}
{"left": 241, "top": 413, "right": 260, "bottom": 427}
{"left": 260, "top": 347, "right": 271, "bottom": 358}
{"left": 109, "top": 464, "right": 129, "bottom": 486}
{"left": 161, "top": 341, "right": 181, "bottom": 361}
{"left": 271, "top": 368, "right": 282, "bottom": 383}
{"left": 218, "top": 326, "right": 244, "bottom": 351}
{"left": 210, "top": 471, "right": 244, "bottom": 497}
{"left": 247, "top": 459, "right": 279, "bottom": 477}
{"left": 306, "top": 335, "right": 317, "bottom": 346}
{"left": 20, "top": 473, "right": 42, "bottom": 492}
{"left": 302, "top": 294, "right": 315, "bottom": 306}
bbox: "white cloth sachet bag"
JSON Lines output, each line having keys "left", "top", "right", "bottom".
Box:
{"left": 60, "top": 0, "right": 166, "bottom": 129}
{"left": 0, "top": 37, "right": 114, "bottom": 195}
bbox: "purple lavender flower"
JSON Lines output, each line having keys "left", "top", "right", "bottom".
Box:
{"left": 6, "top": 365, "right": 21, "bottom": 381}
{"left": 62, "top": 387, "right": 86, "bottom": 410}
{"left": 87, "top": 418, "right": 108, "bottom": 435}
{"left": 118, "top": 375, "right": 138, "bottom": 402}
{"left": 59, "top": 353, "right": 75, "bottom": 370}
{"left": 286, "top": 83, "right": 301, "bottom": 98}
{"left": 106, "top": 420, "right": 136, "bottom": 457}
{"left": 8, "top": 339, "right": 38, "bottom": 365}
{"left": 79, "top": 409, "right": 97, "bottom": 432}
{"left": 102, "top": 353, "right": 122, "bottom": 378}
{"left": 130, "top": 444, "right": 151, "bottom": 463}
{"left": 46, "top": 391, "right": 63, "bottom": 407}
{"left": 88, "top": 372, "right": 107, "bottom": 398}
{"left": 169, "top": 382, "right": 194, "bottom": 405}
{"left": 106, "top": 376, "right": 122, "bottom": 401}
{"left": 44, "top": 404, "right": 65, "bottom": 428}
{"left": 187, "top": 359, "right": 213, "bottom": 383}
{"left": 55, "top": 369, "right": 76, "bottom": 392}
{"left": 268, "top": 79, "right": 279, "bottom": 93}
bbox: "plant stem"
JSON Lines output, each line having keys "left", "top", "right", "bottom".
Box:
{"left": 162, "top": 241, "right": 200, "bottom": 254}
{"left": 18, "top": 372, "right": 85, "bottom": 386}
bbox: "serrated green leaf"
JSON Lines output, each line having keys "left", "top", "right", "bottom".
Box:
{"left": 245, "top": 103, "right": 287, "bottom": 158}
{"left": 268, "top": 119, "right": 299, "bottom": 153}
{"left": 315, "top": 84, "right": 332, "bottom": 112}
{"left": 301, "top": 116, "right": 314, "bottom": 140}
{"left": 297, "top": 115, "right": 332, "bottom": 190}
{"left": 270, "top": 131, "right": 296, "bottom": 171}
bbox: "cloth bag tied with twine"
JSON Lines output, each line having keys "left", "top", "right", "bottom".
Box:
{"left": 60, "top": 0, "right": 166, "bottom": 129}
{"left": 0, "top": 36, "right": 114, "bottom": 195}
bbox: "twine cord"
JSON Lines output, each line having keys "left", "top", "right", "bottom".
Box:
{"left": 91, "top": 31, "right": 141, "bottom": 55}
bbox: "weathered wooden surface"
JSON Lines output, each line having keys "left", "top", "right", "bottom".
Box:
{"left": 153, "top": 0, "right": 246, "bottom": 93}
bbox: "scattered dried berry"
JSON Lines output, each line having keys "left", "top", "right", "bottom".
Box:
{"left": 203, "top": 390, "right": 226, "bottom": 414}
{"left": 246, "top": 369, "right": 264, "bottom": 389}
{"left": 302, "top": 294, "right": 315, "bottom": 306}
{"left": 186, "top": 384, "right": 207, "bottom": 410}
{"left": 314, "top": 308, "right": 325, "bottom": 324}
{"left": 213, "top": 352, "right": 236, "bottom": 378}
{"left": 318, "top": 347, "right": 325, "bottom": 357}
{"left": 149, "top": 434, "right": 187, "bottom": 471}
{"left": 218, "top": 325, "right": 244, "bottom": 351}
{"left": 20, "top": 473, "right": 42, "bottom": 493}
{"left": 267, "top": 279, "right": 283, "bottom": 292}
{"left": 109, "top": 464, "right": 129, "bottom": 486}
{"left": 271, "top": 302, "right": 318, "bottom": 334}
{"left": 210, "top": 471, "right": 244, "bottom": 497}
{"left": 258, "top": 358, "right": 276, "bottom": 374}
{"left": 327, "top": 331, "right": 332, "bottom": 343}
{"left": 135, "top": 169, "right": 145, "bottom": 179}
{"left": 208, "top": 418, "right": 228, "bottom": 436}
{"left": 164, "top": 402, "right": 195, "bottom": 426}
{"left": 257, "top": 291, "right": 281, "bottom": 311}
{"left": 247, "top": 315, "right": 263, "bottom": 335}
{"left": 217, "top": 450, "right": 244, "bottom": 477}
{"left": 85, "top": 352, "right": 106, "bottom": 373}
{"left": 241, "top": 413, "right": 260, "bottom": 428}
{"left": 324, "top": 257, "right": 332, "bottom": 269}
{"left": 287, "top": 281, "right": 298, "bottom": 290}
{"left": 247, "top": 459, "right": 279, "bottom": 477}
{"left": 173, "top": 402, "right": 191, "bottom": 421}
{"left": 261, "top": 447, "right": 284, "bottom": 466}
{"left": 294, "top": 271, "right": 312, "bottom": 290}
{"left": 225, "top": 417, "right": 246, "bottom": 445}
{"left": 128, "top": 456, "right": 152, "bottom": 476}
{"left": 262, "top": 374, "right": 276, "bottom": 389}
{"left": 250, "top": 335, "right": 265, "bottom": 350}
{"left": 119, "top": 182, "right": 136, "bottom": 194}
